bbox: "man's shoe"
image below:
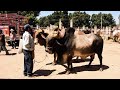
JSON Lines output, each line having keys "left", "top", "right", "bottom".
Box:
{"left": 6, "top": 53, "right": 10, "bottom": 55}
{"left": 24, "top": 73, "right": 27, "bottom": 76}
{"left": 27, "top": 73, "right": 33, "bottom": 77}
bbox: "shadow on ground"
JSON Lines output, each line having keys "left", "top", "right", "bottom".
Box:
{"left": 72, "top": 58, "right": 90, "bottom": 63}
{"left": 46, "top": 58, "right": 90, "bottom": 65}
{"left": 58, "top": 64, "right": 109, "bottom": 75}
{"left": 0, "top": 53, "right": 17, "bottom": 56}
{"left": 9, "top": 53, "right": 17, "bottom": 55}
{"left": 33, "top": 69, "right": 56, "bottom": 76}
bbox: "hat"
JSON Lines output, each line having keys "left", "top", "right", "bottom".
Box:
{"left": 10, "top": 29, "right": 14, "bottom": 31}
{"left": 24, "top": 24, "right": 31, "bottom": 30}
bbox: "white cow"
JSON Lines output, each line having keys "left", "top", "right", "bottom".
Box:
{"left": 112, "top": 29, "right": 120, "bottom": 42}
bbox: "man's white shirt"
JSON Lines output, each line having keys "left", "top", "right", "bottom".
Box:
{"left": 22, "top": 31, "right": 34, "bottom": 51}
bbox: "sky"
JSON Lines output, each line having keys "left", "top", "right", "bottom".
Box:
{"left": 37, "top": 11, "right": 120, "bottom": 25}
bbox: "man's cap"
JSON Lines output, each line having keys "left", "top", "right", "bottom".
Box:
{"left": 24, "top": 24, "right": 31, "bottom": 30}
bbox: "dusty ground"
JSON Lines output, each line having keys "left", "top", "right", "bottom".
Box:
{"left": 0, "top": 39, "right": 120, "bottom": 79}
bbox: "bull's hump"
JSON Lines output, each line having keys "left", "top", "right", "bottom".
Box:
{"left": 75, "top": 35, "right": 93, "bottom": 49}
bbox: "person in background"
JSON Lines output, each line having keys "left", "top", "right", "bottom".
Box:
{"left": 22, "top": 24, "right": 35, "bottom": 77}
{"left": 0, "top": 29, "right": 9, "bottom": 55}
{"left": 10, "top": 29, "right": 17, "bottom": 49}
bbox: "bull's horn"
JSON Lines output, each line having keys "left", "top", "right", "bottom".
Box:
{"left": 41, "top": 34, "right": 46, "bottom": 40}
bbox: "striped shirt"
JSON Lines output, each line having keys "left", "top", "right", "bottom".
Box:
{"left": 22, "top": 31, "right": 34, "bottom": 51}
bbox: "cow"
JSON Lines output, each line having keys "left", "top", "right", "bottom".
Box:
{"left": 45, "top": 27, "right": 104, "bottom": 74}
{"left": 112, "top": 29, "right": 120, "bottom": 42}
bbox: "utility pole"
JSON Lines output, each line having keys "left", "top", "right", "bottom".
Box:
{"left": 118, "top": 15, "right": 120, "bottom": 26}
{"left": 59, "top": 18, "right": 62, "bottom": 29}
{"left": 70, "top": 18, "right": 73, "bottom": 27}
{"left": 101, "top": 13, "right": 102, "bottom": 30}
{"left": 90, "top": 16, "right": 92, "bottom": 30}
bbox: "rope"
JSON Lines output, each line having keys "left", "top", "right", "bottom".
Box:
{"left": 33, "top": 51, "right": 53, "bottom": 72}
{"left": 33, "top": 52, "right": 48, "bottom": 64}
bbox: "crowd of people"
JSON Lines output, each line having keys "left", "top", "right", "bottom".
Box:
{"left": 0, "top": 23, "right": 35, "bottom": 77}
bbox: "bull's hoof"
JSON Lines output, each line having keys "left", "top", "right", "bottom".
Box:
{"left": 52, "top": 62, "right": 57, "bottom": 65}
{"left": 99, "top": 68, "right": 103, "bottom": 71}
{"left": 66, "top": 71, "right": 70, "bottom": 75}
{"left": 86, "top": 65, "right": 90, "bottom": 68}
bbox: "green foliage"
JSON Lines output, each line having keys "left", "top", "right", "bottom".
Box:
{"left": 39, "top": 11, "right": 69, "bottom": 27}
{"left": 71, "top": 11, "right": 91, "bottom": 27}
{"left": 39, "top": 11, "right": 116, "bottom": 28}
{"left": 91, "top": 13, "right": 116, "bottom": 28}
{"left": 62, "top": 11, "right": 69, "bottom": 28}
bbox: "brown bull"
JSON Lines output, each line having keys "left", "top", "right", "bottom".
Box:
{"left": 45, "top": 27, "right": 104, "bottom": 74}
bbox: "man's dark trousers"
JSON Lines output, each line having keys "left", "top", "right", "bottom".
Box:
{"left": 23, "top": 50, "right": 33, "bottom": 75}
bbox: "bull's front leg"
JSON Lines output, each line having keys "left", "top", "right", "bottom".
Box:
{"left": 52, "top": 52, "right": 57, "bottom": 65}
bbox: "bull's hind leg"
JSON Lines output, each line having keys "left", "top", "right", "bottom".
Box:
{"left": 87, "top": 54, "right": 95, "bottom": 68}
{"left": 97, "top": 54, "right": 103, "bottom": 71}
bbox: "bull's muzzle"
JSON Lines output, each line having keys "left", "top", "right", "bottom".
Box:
{"left": 45, "top": 47, "right": 53, "bottom": 54}
{"left": 34, "top": 38, "right": 38, "bottom": 45}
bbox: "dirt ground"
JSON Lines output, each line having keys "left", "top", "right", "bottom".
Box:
{"left": 0, "top": 39, "right": 120, "bottom": 79}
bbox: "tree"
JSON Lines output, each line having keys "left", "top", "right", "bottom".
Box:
{"left": 70, "top": 11, "right": 91, "bottom": 27}
{"left": 91, "top": 13, "right": 116, "bottom": 28}
{"left": 61, "top": 11, "right": 69, "bottom": 28}
{"left": 38, "top": 11, "right": 116, "bottom": 28}
{"left": 91, "top": 14, "right": 100, "bottom": 28}
{"left": 39, "top": 11, "right": 62, "bottom": 27}
{"left": 39, "top": 11, "right": 70, "bottom": 27}
{"left": 18, "top": 11, "right": 40, "bottom": 27}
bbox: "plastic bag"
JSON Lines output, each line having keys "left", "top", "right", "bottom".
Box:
{"left": 18, "top": 39, "right": 23, "bottom": 54}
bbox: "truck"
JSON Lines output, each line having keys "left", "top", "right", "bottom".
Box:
{"left": 0, "top": 13, "right": 28, "bottom": 46}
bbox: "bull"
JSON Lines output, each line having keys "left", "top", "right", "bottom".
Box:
{"left": 45, "top": 27, "right": 104, "bottom": 74}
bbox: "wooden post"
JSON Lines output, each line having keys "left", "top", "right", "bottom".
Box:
{"left": 59, "top": 19, "right": 62, "bottom": 29}
{"left": 70, "top": 18, "right": 73, "bottom": 27}
{"left": 94, "top": 26, "right": 97, "bottom": 34}
{"left": 82, "top": 25, "right": 85, "bottom": 30}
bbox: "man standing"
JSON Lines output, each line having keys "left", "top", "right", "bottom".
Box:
{"left": 0, "top": 29, "right": 9, "bottom": 55}
{"left": 22, "top": 24, "right": 34, "bottom": 77}
{"left": 10, "top": 29, "right": 17, "bottom": 49}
